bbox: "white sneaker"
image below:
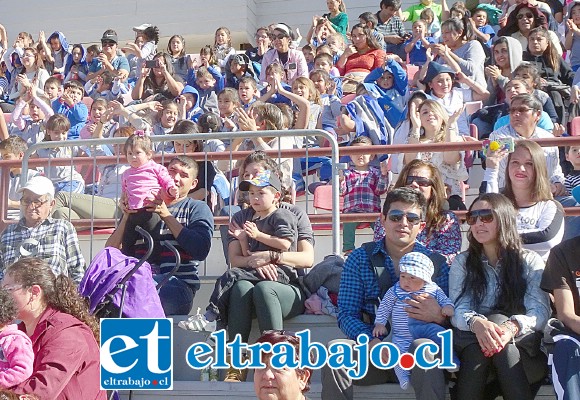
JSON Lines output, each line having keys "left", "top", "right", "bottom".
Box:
{"left": 178, "top": 308, "right": 217, "bottom": 332}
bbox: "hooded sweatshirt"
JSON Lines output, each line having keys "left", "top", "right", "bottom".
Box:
{"left": 47, "top": 31, "right": 70, "bottom": 71}
{"left": 63, "top": 45, "right": 88, "bottom": 84}
{"left": 485, "top": 37, "right": 523, "bottom": 106}
{"left": 364, "top": 59, "right": 409, "bottom": 127}
{"left": 181, "top": 85, "right": 203, "bottom": 122}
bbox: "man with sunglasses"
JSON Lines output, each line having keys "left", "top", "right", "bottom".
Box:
{"left": 87, "top": 29, "right": 130, "bottom": 82}
{"left": 322, "top": 187, "right": 451, "bottom": 400}
{"left": 0, "top": 176, "right": 85, "bottom": 283}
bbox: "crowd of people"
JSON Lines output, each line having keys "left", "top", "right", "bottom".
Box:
{"left": 0, "top": 0, "right": 579, "bottom": 399}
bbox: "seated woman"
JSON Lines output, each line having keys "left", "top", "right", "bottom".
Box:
{"left": 259, "top": 24, "right": 308, "bottom": 86}
{"left": 450, "top": 192, "right": 551, "bottom": 400}
{"left": 523, "top": 26, "right": 574, "bottom": 123}
{"left": 336, "top": 24, "right": 386, "bottom": 94}
{"left": 497, "top": 2, "right": 562, "bottom": 57}
{"left": 432, "top": 17, "right": 487, "bottom": 88}
{"left": 220, "top": 154, "right": 314, "bottom": 382}
{"left": 3, "top": 258, "right": 105, "bottom": 399}
{"left": 404, "top": 98, "right": 469, "bottom": 210}
{"left": 373, "top": 159, "right": 462, "bottom": 263}
{"left": 131, "top": 52, "right": 185, "bottom": 102}
{"left": 472, "top": 37, "right": 523, "bottom": 139}
{"left": 485, "top": 140, "right": 565, "bottom": 261}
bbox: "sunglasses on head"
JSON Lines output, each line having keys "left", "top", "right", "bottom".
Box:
{"left": 466, "top": 209, "right": 494, "bottom": 225}
{"left": 516, "top": 12, "right": 534, "bottom": 20}
{"left": 406, "top": 176, "right": 432, "bottom": 187}
{"left": 387, "top": 210, "right": 422, "bottom": 225}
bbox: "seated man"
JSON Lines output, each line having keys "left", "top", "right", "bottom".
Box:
{"left": 106, "top": 155, "right": 213, "bottom": 315}
{"left": 322, "top": 187, "right": 450, "bottom": 400}
{"left": 0, "top": 176, "right": 85, "bottom": 283}
{"left": 541, "top": 237, "right": 580, "bottom": 400}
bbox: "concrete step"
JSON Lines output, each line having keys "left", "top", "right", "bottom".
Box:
{"left": 118, "top": 381, "right": 558, "bottom": 399}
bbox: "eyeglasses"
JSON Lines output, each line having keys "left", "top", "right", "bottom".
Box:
{"left": 509, "top": 106, "right": 534, "bottom": 114}
{"left": 466, "top": 209, "right": 494, "bottom": 225}
{"left": 22, "top": 54, "right": 35, "bottom": 58}
{"left": 1, "top": 285, "right": 23, "bottom": 292}
{"left": 20, "top": 198, "right": 50, "bottom": 208}
{"left": 406, "top": 176, "right": 432, "bottom": 187}
{"left": 270, "top": 34, "right": 288, "bottom": 40}
{"left": 101, "top": 41, "right": 116, "bottom": 46}
{"left": 516, "top": 13, "right": 534, "bottom": 20}
{"left": 387, "top": 210, "right": 422, "bottom": 225}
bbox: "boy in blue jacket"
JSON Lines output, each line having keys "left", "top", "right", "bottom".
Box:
{"left": 51, "top": 80, "right": 88, "bottom": 139}
{"left": 364, "top": 56, "right": 409, "bottom": 128}
{"left": 177, "top": 85, "right": 204, "bottom": 122}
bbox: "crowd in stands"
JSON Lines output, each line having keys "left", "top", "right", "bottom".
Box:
{"left": 0, "top": 0, "right": 579, "bottom": 399}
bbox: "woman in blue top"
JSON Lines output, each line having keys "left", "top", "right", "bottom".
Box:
{"left": 450, "top": 192, "right": 550, "bottom": 400}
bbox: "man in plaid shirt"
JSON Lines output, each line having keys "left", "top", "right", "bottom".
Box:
{"left": 322, "top": 188, "right": 451, "bottom": 400}
{"left": 376, "top": 0, "right": 408, "bottom": 59}
{"left": 0, "top": 176, "right": 85, "bottom": 283}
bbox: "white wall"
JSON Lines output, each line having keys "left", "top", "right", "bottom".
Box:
{"left": 0, "top": 0, "right": 402, "bottom": 52}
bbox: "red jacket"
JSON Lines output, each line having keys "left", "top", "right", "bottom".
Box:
{"left": 12, "top": 307, "right": 106, "bottom": 400}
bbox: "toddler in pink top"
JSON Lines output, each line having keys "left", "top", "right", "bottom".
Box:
{"left": 0, "top": 287, "right": 34, "bottom": 388}
{"left": 121, "top": 132, "right": 178, "bottom": 253}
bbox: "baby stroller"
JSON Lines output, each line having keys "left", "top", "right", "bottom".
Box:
{"left": 79, "top": 226, "right": 181, "bottom": 319}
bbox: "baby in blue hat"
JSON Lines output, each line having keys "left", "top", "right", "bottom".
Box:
{"left": 373, "top": 251, "right": 458, "bottom": 389}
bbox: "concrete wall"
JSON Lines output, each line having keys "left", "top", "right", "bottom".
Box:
{"left": 0, "top": 0, "right": 405, "bottom": 53}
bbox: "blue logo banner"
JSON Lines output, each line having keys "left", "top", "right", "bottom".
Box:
{"left": 100, "top": 318, "right": 173, "bottom": 390}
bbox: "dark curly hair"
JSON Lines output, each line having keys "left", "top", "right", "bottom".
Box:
{"left": 5, "top": 258, "right": 99, "bottom": 340}
{"left": 0, "top": 288, "right": 17, "bottom": 327}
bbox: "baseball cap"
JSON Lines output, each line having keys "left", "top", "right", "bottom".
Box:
{"left": 239, "top": 170, "right": 281, "bottom": 192}
{"left": 133, "top": 24, "right": 152, "bottom": 32}
{"left": 101, "top": 30, "right": 118, "bottom": 44}
{"left": 18, "top": 176, "right": 55, "bottom": 198}
{"left": 399, "top": 252, "right": 434, "bottom": 283}
{"left": 232, "top": 54, "right": 248, "bottom": 66}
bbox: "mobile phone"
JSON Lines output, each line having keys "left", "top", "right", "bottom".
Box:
{"left": 145, "top": 60, "right": 159, "bottom": 68}
{"left": 482, "top": 137, "right": 515, "bottom": 157}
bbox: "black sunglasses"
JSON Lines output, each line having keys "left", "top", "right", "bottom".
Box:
{"left": 406, "top": 176, "right": 432, "bottom": 187}
{"left": 387, "top": 210, "right": 422, "bottom": 225}
{"left": 101, "top": 40, "right": 116, "bottom": 46}
{"left": 466, "top": 209, "right": 494, "bottom": 225}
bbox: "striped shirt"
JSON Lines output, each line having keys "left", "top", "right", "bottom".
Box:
{"left": 565, "top": 170, "right": 580, "bottom": 193}
{"left": 375, "top": 281, "right": 453, "bottom": 352}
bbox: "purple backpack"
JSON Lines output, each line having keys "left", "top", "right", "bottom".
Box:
{"left": 79, "top": 247, "right": 165, "bottom": 318}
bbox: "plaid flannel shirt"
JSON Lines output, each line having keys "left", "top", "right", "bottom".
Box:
{"left": 0, "top": 218, "right": 85, "bottom": 283}
{"left": 340, "top": 167, "right": 389, "bottom": 213}
{"left": 337, "top": 240, "right": 449, "bottom": 341}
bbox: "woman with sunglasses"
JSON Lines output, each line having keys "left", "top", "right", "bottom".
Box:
{"left": 373, "top": 159, "right": 462, "bottom": 263}
{"left": 450, "top": 192, "right": 550, "bottom": 400}
{"left": 259, "top": 24, "right": 308, "bottom": 86}
{"left": 2, "top": 258, "right": 105, "bottom": 399}
{"left": 497, "top": 2, "right": 562, "bottom": 57}
{"left": 486, "top": 139, "right": 565, "bottom": 260}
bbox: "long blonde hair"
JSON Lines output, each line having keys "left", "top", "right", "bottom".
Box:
{"left": 418, "top": 100, "right": 448, "bottom": 143}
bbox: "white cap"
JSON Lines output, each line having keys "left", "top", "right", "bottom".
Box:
{"left": 133, "top": 24, "right": 152, "bottom": 32}
{"left": 18, "top": 176, "right": 55, "bottom": 198}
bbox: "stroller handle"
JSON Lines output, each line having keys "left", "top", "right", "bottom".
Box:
{"left": 135, "top": 226, "right": 154, "bottom": 261}
{"left": 155, "top": 240, "right": 182, "bottom": 290}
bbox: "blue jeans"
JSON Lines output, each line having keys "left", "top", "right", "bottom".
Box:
{"left": 55, "top": 180, "right": 85, "bottom": 194}
{"left": 551, "top": 332, "right": 580, "bottom": 400}
{"left": 153, "top": 275, "right": 197, "bottom": 315}
{"left": 409, "top": 319, "right": 460, "bottom": 366}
